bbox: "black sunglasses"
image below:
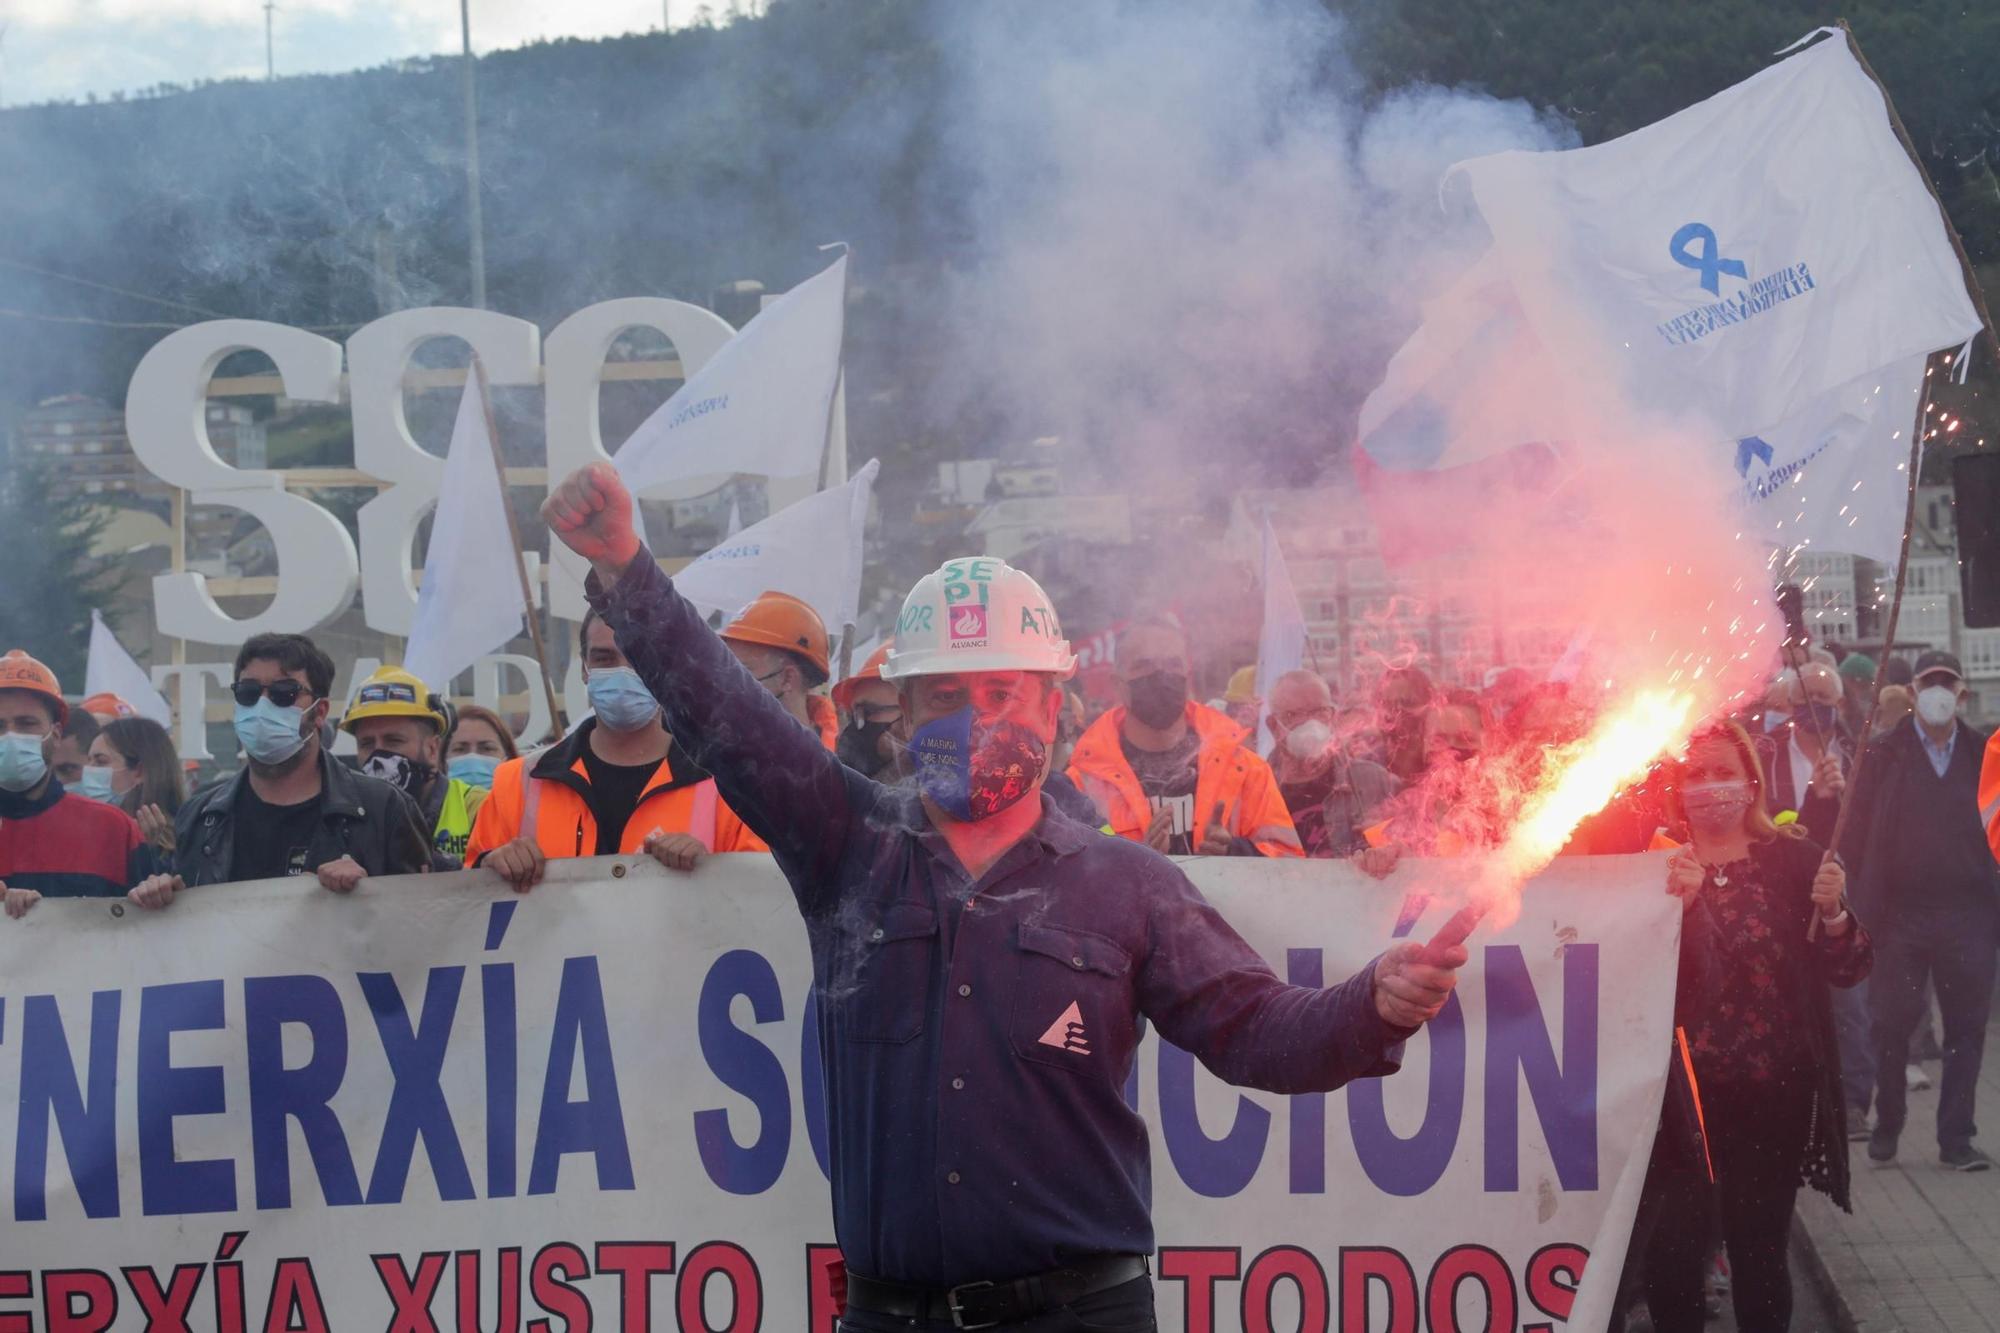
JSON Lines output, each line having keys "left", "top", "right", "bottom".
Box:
{"left": 232, "top": 679, "right": 314, "bottom": 709}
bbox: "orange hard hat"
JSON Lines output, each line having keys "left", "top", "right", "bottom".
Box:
{"left": 81, "top": 692, "right": 137, "bottom": 720}
{"left": 0, "top": 650, "right": 67, "bottom": 725}
{"left": 721, "top": 590, "right": 830, "bottom": 684}
{"left": 833, "top": 643, "right": 895, "bottom": 712}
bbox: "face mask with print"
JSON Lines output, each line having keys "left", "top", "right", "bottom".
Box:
{"left": 0, "top": 733, "right": 49, "bottom": 793}
{"left": 1283, "top": 718, "right": 1333, "bottom": 761}
{"left": 362, "top": 751, "right": 434, "bottom": 795}
{"left": 1681, "top": 780, "right": 1754, "bottom": 837}
{"left": 76, "top": 765, "right": 118, "bottom": 803}
{"left": 587, "top": 667, "right": 660, "bottom": 732}
{"left": 1916, "top": 685, "right": 1958, "bottom": 728}
{"left": 908, "top": 708, "right": 1047, "bottom": 822}
{"left": 448, "top": 753, "right": 502, "bottom": 789}
{"left": 234, "top": 698, "right": 310, "bottom": 766}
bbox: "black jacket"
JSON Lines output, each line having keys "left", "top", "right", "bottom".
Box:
{"left": 1760, "top": 730, "right": 1845, "bottom": 844}
{"left": 1838, "top": 718, "right": 1998, "bottom": 928}
{"left": 172, "top": 749, "right": 432, "bottom": 887}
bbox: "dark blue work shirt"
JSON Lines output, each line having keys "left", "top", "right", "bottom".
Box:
{"left": 590, "top": 554, "right": 1407, "bottom": 1286}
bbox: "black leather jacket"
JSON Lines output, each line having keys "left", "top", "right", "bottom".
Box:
{"left": 172, "top": 748, "right": 431, "bottom": 886}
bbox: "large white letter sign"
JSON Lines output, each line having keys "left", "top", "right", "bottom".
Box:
{"left": 126, "top": 321, "right": 361, "bottom": 644}
{"left": 542, "top": 299, "right": 736, "bottom": 621}
{"left": 351, "top": 309, "right": 543, "bottom": 635}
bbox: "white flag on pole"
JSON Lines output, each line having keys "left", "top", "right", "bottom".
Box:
{"left": 615, "top": 255, "right": 847, "bottom": 494}
{"left": 673, "top": 459, "right": 878, "bottom": 636}
{"left": 403, "top": 369, "right": 526, "bottom": 693}
{"left": 1735, "top": 354, "right": 1926, "bottom": 565}
{"left": 1447, "top": 35, "right": 1979, "bottom": 445}
{"left": 84, "top": 610, "right": 173, "bottom": 725}
{"left": 1251, "top": 514, "right": 1307, "bottom": 753}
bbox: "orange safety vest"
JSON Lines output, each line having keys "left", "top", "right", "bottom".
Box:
{"left": 466, "top": 730, "right": 764, "bottom": 864}
{"left": 1980, "top": 728, "right": 2000, "bottom": 865}
{"left": 1067, "top": 701, "right": 1303, "bottom": 858}
{"left": 807, "top": 694, "right": 840, "bottom": 751}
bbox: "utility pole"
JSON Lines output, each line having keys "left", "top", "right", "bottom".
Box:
{"left": 263, "top": 2, "right": 275, "bottom": 80}
{"left": 460, "top": 0, "right": 487, "bottom": 309}
{"left": 662, "top": 0, "right": 671, "bottom": 31}
{"left": 0, "top": 23, "right": 11, "bottom": 109}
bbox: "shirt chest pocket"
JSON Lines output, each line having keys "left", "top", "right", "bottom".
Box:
{"left": 1010, "top": 922, "right": 1136, "bottom": 1078}
{"left": 842, "top": 899, "right": 939, "bottom": 1045}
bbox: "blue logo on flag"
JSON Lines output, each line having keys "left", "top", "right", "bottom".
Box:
{"left": 1735, "top": 436, "right": 1774, "bottom": 477}
{"left": 1670, "top": 223, "right": 1749, "bottom": 295}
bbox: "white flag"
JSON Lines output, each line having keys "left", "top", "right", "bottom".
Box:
{"left": 1449, "top": 35, "right": 1979, "bottom": 444}
{"left": 615, "top": 255, "right": 846, "bottom": 493}
{"left": 673, "top": 459, "right": 878, "bottom": 636}
{"left": 1736, "top": 354, "right": 1925, "bottom": 564}
{"left": 84, "top": 610, "right": 173, "bottom": 726}
{"left": 404, "top": 369, "right": 526, "bottom": 693}
{"left": 1251, "top": 515, "right": 1307, "bottom": 754}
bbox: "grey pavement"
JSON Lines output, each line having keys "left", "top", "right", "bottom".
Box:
{"left": 1795, "top": 1010, "right": 2000, "bottom": 1331}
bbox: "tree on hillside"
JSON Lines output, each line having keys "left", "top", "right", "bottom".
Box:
{"left": 0, "top": 460, "right": 126, "bottom": 685}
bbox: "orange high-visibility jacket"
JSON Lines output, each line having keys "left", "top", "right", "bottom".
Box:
{"left": 807, "top": 694, "right": 840, "bottom": 751}
{"left": 1979, "top": 728, "right": 2000, "bottom": 864}
{"left": 1067, "top": 701, "right": 1303, "bottom": 858}
{"left": 466, "top": 723, "right": 764, "bottom": 864}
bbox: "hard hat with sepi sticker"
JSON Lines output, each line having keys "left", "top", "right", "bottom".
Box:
{"left": 881, "top": 557, "right": 1075, "bottom": 681}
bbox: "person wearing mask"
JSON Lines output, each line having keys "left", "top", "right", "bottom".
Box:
{"left": 1373, "top": 665, "right": 1434, "bottom": 782}
{"left": 1068, "top": 619, "right": 1302, "bottom": 857}
{"left": 1265, "top": 669, "right": 1398, "bottom": 858}
{"left": 48, "top": 705, "right": 101, "bottom": 795}
{"left": 89, "top": 716, "right": 186, "bottom": 855}
{"left": 341, "top": 666, "right": 489, "bottom": 866}
{"left": 1360, "top": 689, "right": 1499, "bottom": 873}
{"left": 466, "top": 608, "right": 764, "bottom": 885}
{"left": 720, "top": 590, "right": 839, "bottom": 749}
{"left": 832, "top": 643, "right": 901, "bottom": 780}
{"left": 126, "top": 633, "right": 431, "bottom": 904}
{"left": 1761, "top": 665, "right": 1848, "bottom": 838}
{"left": 0, "top": 650, "right": 157, "bottom": 917}
{"left": 1639, "top": 721, "right": 1870, "bottom": 1332}
{"left": 1836, "top": 653, "right": 1878, "bottom": 738}
{"left": 543, "top": 465, "right": 1463, "bottom": 1328}
{"left": 445, "top": 703, "right": 519, "bottom": 791}
{"left": 1844, "top": 650, "right": 1998, "bottom": 1171}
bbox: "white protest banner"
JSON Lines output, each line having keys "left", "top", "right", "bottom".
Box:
{"left": 1252, "top": 514, "right": 1307, "bottom": 753}
{"left": 614, "top": 255, "right": 847, "bottom": 495}
{"left": 1449, "top": 35, "right": 1979, "bottom": 445}
{"left": 673, "top": 458, "right": 878, "bottom": 633}
{"left": 84, "top": 610, "right": 174, "bottom": 725}
{"left": 403, "top": 367, "right": 530, "bottom": 693}
{"left": 0, "top": 851, "right": 1674, "bottom": 1331}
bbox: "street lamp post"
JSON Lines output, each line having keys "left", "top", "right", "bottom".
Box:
{"left": 460, "top": 0, "right": 488, "bottom": 309}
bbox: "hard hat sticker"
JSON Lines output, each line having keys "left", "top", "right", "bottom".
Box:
{"left": 949, "top": 605, "right": 989, "bottom": 646}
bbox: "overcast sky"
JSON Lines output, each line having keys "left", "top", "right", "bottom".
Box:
{"left": 1, "top": 0, "right": 704, "bottom": 106}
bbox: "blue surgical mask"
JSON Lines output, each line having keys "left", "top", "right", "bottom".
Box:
{"left": 0, "top": 733, "right": 49, "bottom": 793}
{"left": 233, "top": 697, "right": 310, "bottom": 766}
{"left": 77, "top": 765, "right": 118, "bottom": 803}
{"left": 448, "top": 753, "right": 502, "bottom": 789}
{"left": 587, "top": 667, "right": 660, "bottom": 732}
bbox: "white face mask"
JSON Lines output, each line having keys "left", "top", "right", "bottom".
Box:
{"left": 1916, "top": 684, "right": 1959, "bottom": 728}
{"left": 1283, "top": 718, "right": 1333, "bottom": 760}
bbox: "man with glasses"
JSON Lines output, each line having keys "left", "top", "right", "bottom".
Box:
{"left": 1265, "top": 669, "right": 1399, "bottom": 859}
{"left": 127, "top": 633, "right": 430, "bottom": 905}
{"left": 720, "top": 590, "right": 841, "bottom": 749}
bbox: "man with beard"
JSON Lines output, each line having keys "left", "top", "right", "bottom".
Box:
{"left": 341, "top": 665, "right": 487, "bottom": 866}
{"left": 1066, "top": 618, "right": 1301, "bottom": 857}
{"left": 542, "top": 462, "right": 1461, "bottom": 1327}
{"left": 833, "top": 643, "right": 901, "bottom": 779}
{"left": 127, "top": 633, "right": 431, "bottom": 904}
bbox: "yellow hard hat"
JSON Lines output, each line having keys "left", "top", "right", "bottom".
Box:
{"left": 341, "top": 664, "right": 449, "bottom": 734}
{"left": 1224, "top": 665, "right": 1259, "bottom": 705}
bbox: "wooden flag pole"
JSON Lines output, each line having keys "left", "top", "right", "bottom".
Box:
{"left": 470, "top": 354, "right": 564, "bottom": 742}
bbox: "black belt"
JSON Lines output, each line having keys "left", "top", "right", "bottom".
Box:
{"left": 845, "top": 1254, "right": 1149, "bottom": 1329}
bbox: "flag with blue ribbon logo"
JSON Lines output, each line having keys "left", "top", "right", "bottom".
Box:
{"left": 1444, "top": 34, "right": 1977, "bottom": 446}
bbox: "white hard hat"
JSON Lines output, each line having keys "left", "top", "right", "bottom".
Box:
{"left": 881, "top": 556, "right": 1076, "bottom": 681}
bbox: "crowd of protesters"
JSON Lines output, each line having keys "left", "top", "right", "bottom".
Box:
{"left": 2, "top": 568, "right": 1995, "bottom": 1331}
